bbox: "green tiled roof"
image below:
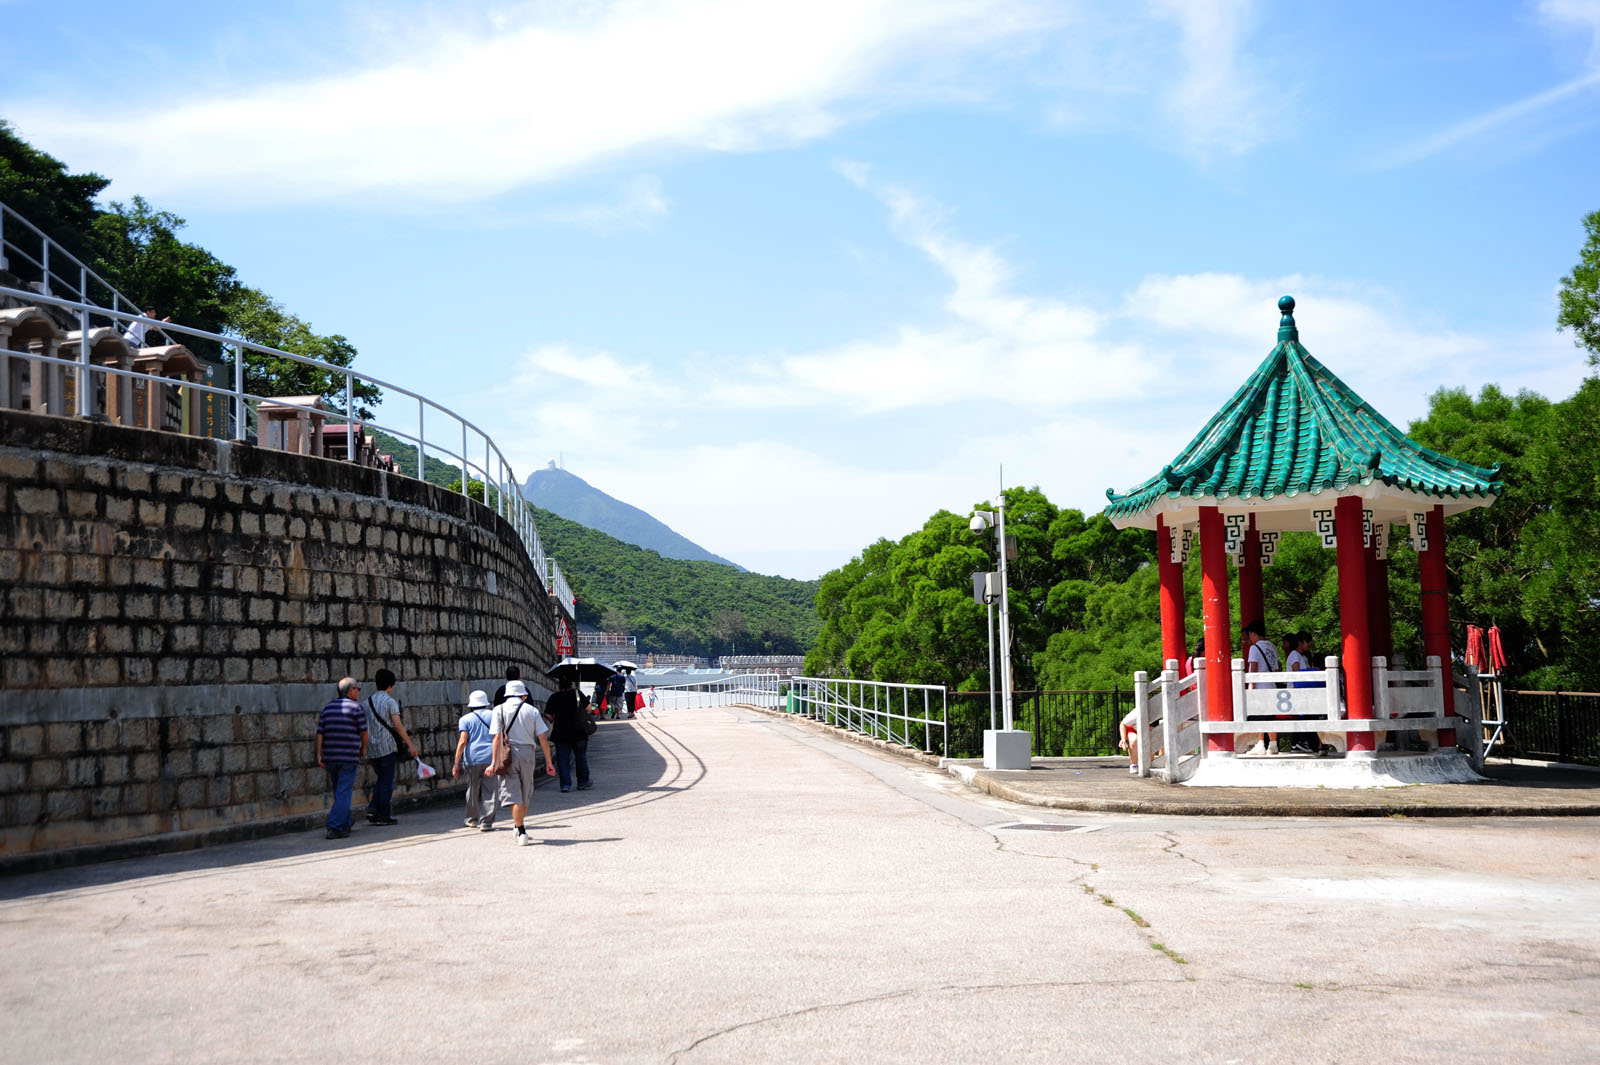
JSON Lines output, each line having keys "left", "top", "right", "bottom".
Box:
{"left": 1104, "top": 296, "right": 1502, "bottom": 520}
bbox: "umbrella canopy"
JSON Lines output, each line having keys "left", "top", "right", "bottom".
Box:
{"left": 612, "top": 660, "right": 639, "bottom": 671}
{"left": 545, "top": 657, "right": 617, "bottom": 683}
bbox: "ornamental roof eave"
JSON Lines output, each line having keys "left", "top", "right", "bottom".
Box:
{"left": 1104, "top": 483, "right": 1498, "bottom": 532}
{"left": 1101, "top": 295, "right": 1503, "bottom": 532}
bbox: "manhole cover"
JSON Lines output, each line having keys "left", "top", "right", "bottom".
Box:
{"left": 991, "top": 822, "right": 1082, "bottom": 832}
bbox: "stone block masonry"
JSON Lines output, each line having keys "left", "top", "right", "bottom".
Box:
{"left": 0, "top": 409, "right": 559, "bottom": 870}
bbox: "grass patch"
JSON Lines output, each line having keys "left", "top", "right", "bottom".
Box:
{"left": 1150, "top": 942, "right": 1188, "bottom": 965}
{"left": 1121, "top": 908, "right": 1150, "bottom": 928}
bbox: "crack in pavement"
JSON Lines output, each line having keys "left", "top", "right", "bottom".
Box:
{"left": 1159, "top": 831, "right": 1212, "bottom": 875}
{"left": 663, "top": 976, "right": 1191, "bottom": 1063}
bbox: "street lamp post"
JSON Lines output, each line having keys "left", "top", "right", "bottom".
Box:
{"left": 970, "top": 492, "right": 1030, "bottom": 770}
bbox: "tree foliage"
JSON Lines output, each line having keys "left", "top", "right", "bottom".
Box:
{"left": 1558, "top": 209, "right": 1600, "bottom": 366}
{"left": 0, "top": 122, "right": 371, "bottom": 410}
{"left": 813, "top": 380, "right": 1600, "bottom": 693}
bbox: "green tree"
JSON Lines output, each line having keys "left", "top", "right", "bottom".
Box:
{"left": 1558, "top": 209, "right": 1600, "bottom": 365}
{"left": 225, "top": 286, "right": 381, "bottom": 417}
{"left": 88, "top": 197, "right": 237, "bottom": 349}
{"left": 0, "top": 120, "right": 107, "bottom": 270}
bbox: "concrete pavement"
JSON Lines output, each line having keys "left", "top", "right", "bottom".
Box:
{"left": 2, "top": 705, "right": 1597, "bottom": 1064}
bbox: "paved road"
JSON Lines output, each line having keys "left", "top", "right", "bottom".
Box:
{"left": 3, "top": 706, "right": 1598, "bottom": 1064}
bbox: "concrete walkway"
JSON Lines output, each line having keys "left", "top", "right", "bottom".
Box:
{"left": 2, "top": 706, "right": 1598, "bottom": 1064}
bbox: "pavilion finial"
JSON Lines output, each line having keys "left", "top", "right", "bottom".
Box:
{"left": 1277, "top": 295, "right": 1298, "bottom": 343}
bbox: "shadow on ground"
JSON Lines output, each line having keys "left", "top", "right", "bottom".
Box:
{"left": 0, "top": 713, "right": 701, "bottom": 900}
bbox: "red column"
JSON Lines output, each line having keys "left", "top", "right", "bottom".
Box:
{"left": 1365, "top": 536, "right": 1394, "bottom": 666}
{"left": 1155, "top": 514, "right": 1187, "bottom": 670}
{"left": 1335, "top": 496, "right": 1375, "bottom": 752}
{"left": 1239, "top": 517, "right": 1264, "bottom": 631}
{"left": 1418, "top": 504, "right": 1456, "bottom": 746}
{"left": 1198, "top": 506, "right": 1234, "bottom": 753}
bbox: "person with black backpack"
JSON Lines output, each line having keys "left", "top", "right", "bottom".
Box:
{"left": 545, "top": 675, "right": 595, "bottom": 793}
{"left": 364, "top": 668, "right": 419, "bottom": 826}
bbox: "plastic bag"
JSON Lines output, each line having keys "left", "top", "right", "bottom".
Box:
{"left": 415, "top": 758, "right": 438, "bottom": 780}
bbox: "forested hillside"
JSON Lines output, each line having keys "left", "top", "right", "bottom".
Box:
{"left": 532, "top": 506, "right": 818, "bottom": 658}
{"left": 525, "top": 466, "right": 744, "bottom": 569}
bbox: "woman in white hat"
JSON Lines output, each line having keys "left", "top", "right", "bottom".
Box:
{"left": 452, "top": 690, "right": 498, "bottom": 830}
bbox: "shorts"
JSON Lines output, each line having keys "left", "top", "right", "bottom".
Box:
{"left": 498, "top": 745, "right": 541, "bottom": 807}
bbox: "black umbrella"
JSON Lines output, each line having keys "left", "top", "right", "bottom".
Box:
{"left": 545, "top": 657, "right": 618, "bottom": 684}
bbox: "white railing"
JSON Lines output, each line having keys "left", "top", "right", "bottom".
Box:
{"left": 644, "top": 673, "right": 783, "bottom": 710}
{"left": 1131, "top": 655, "right": 1483, "bottom": 780}
{"left": 786, "top": 676, "right": 948, "bottom": 758}
{"left": 0, "top": 285, "right": 557, "bottom": 592}
{"left": 1132, "top": 659, "right": 1203, "bottom": 782}
{"left": 547, "top": 560, "right": 575, "bottom": 618}
{"left": 0, "top": 202, "right": 148, "bottom": 324}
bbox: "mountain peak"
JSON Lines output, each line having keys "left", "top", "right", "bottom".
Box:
{"left": 524, "top": 467, "right": 745, "bottom": 570}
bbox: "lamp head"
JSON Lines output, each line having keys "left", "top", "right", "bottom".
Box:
{"left": 969, "top": 511, "right": 994, "bottom": 533}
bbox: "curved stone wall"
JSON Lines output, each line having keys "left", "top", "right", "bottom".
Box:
{"left": 0, "top": 409, "right": 558, "bottom": 868}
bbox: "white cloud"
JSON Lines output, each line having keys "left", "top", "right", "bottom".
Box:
{"left": 539, "top": 175, "right": 670, "bottom": 231}
{"left": 472, "top": 171, "right": 1589, "bottom": 579}
{"left": 7, "top": 0, "right": 1284, "bottom": 206}
{"left": 1149, "top": 0, "right": 1275, "bottom": 159}
{"left": 1373, "top": 0, "right": 1600, "bottom": 169}
{"left": 9, "top": 0, "right": 1039, "bottom": 205}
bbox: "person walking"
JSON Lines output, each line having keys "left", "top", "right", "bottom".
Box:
{"left": 316, "top": 677, "right": 368, "bottom": 840}
{"left": 623, "top": 669, "right": 639, "bottom": 717}
{"left": 545, "top": 676, "right": 593, "bottom": 793}
{"left": 364, "top": 668, "right": 418, "bottom": 827}
{"left": 452, "top": 690, "right": 497, "bottom": 830}
{"left": 605, "top": 670, "right": 628, "bottom": 720}
{"left": 644, "top": 686, "right": 658, "bottom": 713}
{"left": 490, "top": 680, "right": 555, "bottom": 846}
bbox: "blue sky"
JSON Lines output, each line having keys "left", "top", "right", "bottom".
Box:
{"left": 4, "top": 0, "right": 1597, "bottom": 578}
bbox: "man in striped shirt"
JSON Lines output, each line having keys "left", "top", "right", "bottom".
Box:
{"left": 316, "top": 677, "right": 368, "bottom": 839}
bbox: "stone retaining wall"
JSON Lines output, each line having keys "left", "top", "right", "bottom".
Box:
{"left": 0, "top": 409, "right": 558, "bottom": 869}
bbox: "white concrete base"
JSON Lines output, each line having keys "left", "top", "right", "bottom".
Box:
{"left": 1181, "top": 748, "right": 1484, "bottom": 789}
{"left": 983, "top": 730, "right": 1032, "bottom": 771}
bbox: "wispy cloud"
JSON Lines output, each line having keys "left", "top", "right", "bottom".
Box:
{"left": 539, "top": 175, "right": 670, "bottom": 232}
{"left": 1374, "top": 0, "right": 1600, "bottom": 169}
{"left": 8, "top": 0, "right": 1037, "bottom": 205}
{"left": 1151, "top": 0, "right": 1277, "bottom": 160}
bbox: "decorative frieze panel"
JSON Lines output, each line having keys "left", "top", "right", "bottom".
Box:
{"left": 1223, "top": 513, "right": 1246, "bottom": 560}
{"left": 1413, "top": 512, "right": 1430, "bottom": 553}
{"left": 1312, "top": 508, "right": 1336, "bottom": 548}
{"left": 1259, "top": 530, "right": 1281, "bottom": 567}
{"left": 1373, "top": 523, "right": 1389, "bottom": 561}
{"left": 1166, "top": 523, "right": 1195, "bottom": 565}
{"left": 1363, "top": 509, "right": 1373, "bottom": 549}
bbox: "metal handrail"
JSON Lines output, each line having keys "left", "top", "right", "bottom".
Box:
{"left": 644, "top": 673, "right": 783, "bottom": 710}
{"left": 548, "top": 559, "right": 575, "bottom": 618}
{"left": 0, "top": 202, "right": 147, "bottom": 321}
{"left": 1, "top": 284, "right": 556, "bottom": 591}
{"left": 788, "top": 676, "right": 948, "bottom": 757}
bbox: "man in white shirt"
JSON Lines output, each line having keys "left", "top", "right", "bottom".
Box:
{"left": 490, "top": 680, "right": 555, "bottom": 845}
{"left": 121, "top": 308, "right": 170, "bottom": 349}
{"left": 1243, "top": 619, "right": 1281, "bottom": 756}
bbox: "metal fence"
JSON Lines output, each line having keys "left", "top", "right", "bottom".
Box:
{"left": 1, "top": 283, "right": 577, "bottom": 612}
{"left": 947, "top": 690, "right": 1128, "bottom": 760}
{"left": 786, "top": 677, "right": 949, "bottom": 757}
{"left": 1500, "top": 690, "right": 1600, "bottom": 767}
{"left": 647, "top": 673, "right": 783, "bottom": 711}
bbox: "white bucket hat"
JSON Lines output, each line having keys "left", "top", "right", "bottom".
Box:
{"left": 467, "top": 690, "right": 491, "bottom": 708}
{"left": 504, "top": 680, "right": 529, "bottom": 698}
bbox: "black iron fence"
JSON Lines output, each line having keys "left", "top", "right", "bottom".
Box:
{"left": 947, "top": 690, "right": 1128, "bottom": 760}
{"left": 1501, "top": 690, "right": 1600, "bottom": 767}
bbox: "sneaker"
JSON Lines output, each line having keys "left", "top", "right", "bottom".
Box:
{"left": 479, "top": 821, "right": 494, "bottom": 832}
{"left": 516, "top": 830, "right": 532, "bottom": 847}
{"left": 560, "top": 786, "right": 572, "bottom": 793}
{"left": 325, "top": 828, "right": 349, "bottom": 840}
{"left": 1128, "top": 764, "right": 1140, "bottom": 775}
{"left": 576, "top": 781, "right": 593, "bottom": 791}
{"left": 369, "top": 817, "right": 397, "bottom": 826}
{"left": 1290, "top": 742, "right": 1314, "bottom": 755}
{"left": 1246, "top": 741, "right": 1267, "bottom": 756}
{"left": 464, "top": 817, "right": 479, "bottom": 828}
{"left": 1318, "top": 744, "right": 1339, "bottom": 758}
